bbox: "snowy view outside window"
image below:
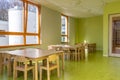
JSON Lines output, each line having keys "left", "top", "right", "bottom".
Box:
{"left": 61, "top": 16, "right": 68, "bottom": 42}
{"left": 0, "top": 0, "right": 38, "bottom": 46}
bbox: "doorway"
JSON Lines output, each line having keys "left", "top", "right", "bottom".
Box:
{"left": 109, "top": 14, "right": 120, "bottom": 57}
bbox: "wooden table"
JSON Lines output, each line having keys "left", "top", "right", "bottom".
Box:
{"left": 48, "top": 44, "right": 76, "bottom": 50}
{"left": 0, "top": 48, "right": 64, "bottom": 80}
{"left": 48, "top": 45, "right": 78, "bottom": 60}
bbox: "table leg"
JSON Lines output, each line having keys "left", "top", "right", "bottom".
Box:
{"left": 0, "top": 54, "right": 3, "bottom": 75}
{"left": 62, "top": 52, "right": 64, "bottom": 70}
{"left": 7, "top": 55, "right": 12, "bottom": 77}
{"left": 7, "top": 61, "right": 12, "bottom": 76}
{"left": 34, "top": 60, "right": 38, "bottom": 80}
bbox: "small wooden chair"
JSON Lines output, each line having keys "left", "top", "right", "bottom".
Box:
{"left": 0, "top": 53, "right": 12, "bottom": 76}
{"left": 69, "top": 46, "right": 78, "bottom": 61}
{"left": 70, "top": 44, "right": 82, "bottom": 61}
{"left": 77, "top": 46, "right": 85, "bottom": 60}
{"left": 13, "top": 56, "right": 34, "bottom": 80}
{"left": 62, "top": 47, "right": 70, "bottom": 60}
{"left": 40, "top": 54, "right": 60, "bottom": 80}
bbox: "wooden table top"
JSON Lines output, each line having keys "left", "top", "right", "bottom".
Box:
{"left": 0, "top": 48, "right": 63, "bottom": 59}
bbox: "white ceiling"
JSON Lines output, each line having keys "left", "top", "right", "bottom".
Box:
{"left": 34, "top": 0, "right": 120, "bottom": 18}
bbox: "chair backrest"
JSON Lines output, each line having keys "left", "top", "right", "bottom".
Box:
{"left": 88, "top": 43, "right": 96, "bottom": 50}
{"left": 48, "top": 54, "right": 59, "bottom": 62}
{"left": 14, "top": 56, "right": 27, "bottom": 62}
{"left": 1, "top": 53, "right": 12, "bottom": 64}
{"left": 78, "top": 45, "right": 85, "bottom": 53}
{"left": 2, "top": 54, "right": 11, "bottom": 59}
{"left": 75, "top": 43, "right": 84, "bottom": 46}
{"left": 88, "top": 43, "right": 96, "bottom": 47}
{"left": 14, "top": 56, "right": 29, "bottom": 68}
{"left": 52, "top": 46, "right": 63, "bottom": 51}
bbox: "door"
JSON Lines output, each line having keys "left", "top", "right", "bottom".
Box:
{"left": 109, "top": 14, "right": 120, "bottom": 57}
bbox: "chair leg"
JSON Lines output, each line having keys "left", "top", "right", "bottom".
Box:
{"left": 7, "top": 61, "right": 12, "bottom": 76}
{"left": 33, "top": 69, "right": 35, "bottom": 80}
{"left": 72, "top": 53, "right": 74, "bottom": 61}
{"left": 24, "top": 71, "right": 27, "bottom": 80}
{"left": 68, "top": 52, "right": 71, "bottom": 60}
{"left": 0, "top": 64, "right": 3, "bottom": 75}
{"left": 70, "top": 53, "right": 72, "bottom": 60}
{"left": 47, "top": 70, "right": 50, "bottom": 80}
{"left": 78, "top": 53, "right": 80, "bottom": 61}
{"left": 40, "top": 68, "right": 42, "bottom": 80}
{"left": 66, "top": 53, "right": 69, "bottom": 60}
{"left": 81, "top": 53, "right": 85, "bottom": 60}
{"left": 13, "top": 70, "right": 17, "bottom": 80}
{"left": 57, "top": 58, "right": 60, "bottom": 77}
{"left": 57, "top": 67, "right": 60, "bottom": 77}
{"left": 0, "top": 54, "right": 3, "bottom": 75}
{"left": 75, "top": 53, "right": 77, "bottom": 61}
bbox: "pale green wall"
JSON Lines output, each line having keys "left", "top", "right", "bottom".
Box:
{"left": 69, "top": 17, "right": 79, "bottom": 45}
{"left": 78, "top": 16, "right": 103, "bottom": 50}
{"left": 103, "top": 1, "right": 120, "bottom": 56}
{"left": 40, "top": 6, "right": 61, "bottom": 49}
{"left": 40, "top": 6, "right": 77, "bottom": 49}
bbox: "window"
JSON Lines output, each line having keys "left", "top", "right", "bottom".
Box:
{"left": 0, "top": 0, "right": 40, "bottom": 47}
{"left": 61, "top": 15, "right": 68, "bottom": 44}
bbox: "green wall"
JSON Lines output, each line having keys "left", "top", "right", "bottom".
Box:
{"left": 40, "top": 6, "right": 77, "bottom": 49}
{"left": 69, "top": 17, "right": 79, "bottom": 45}
{"left": 103, "top": 1, "right": 120, "bottom": 56}
{"left": 40, "top": 6, "right": 61, "bottom": 49}
{"left": 78, "top": 16, "right": 103, "bottom": 50}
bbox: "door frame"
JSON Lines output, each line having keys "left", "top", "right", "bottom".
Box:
{"left": 109, "top": 13, "right": 120, "bottom": 57}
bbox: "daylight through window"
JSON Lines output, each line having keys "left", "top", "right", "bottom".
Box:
{"left": 0, "top": 0, "right": 40, "bottom": 47}
{"left": 61, "top": 15, "right": 68, "bottom": 43}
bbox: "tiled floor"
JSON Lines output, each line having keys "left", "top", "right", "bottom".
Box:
{"left": 1, "top": 51, "right": 120, "bottom": 80}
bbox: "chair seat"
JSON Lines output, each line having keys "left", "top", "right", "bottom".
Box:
{"left": 41, "top": 63, "right": 57, "bottom": 70}
{"left": 16, "top": 65, "right": 34, "bottom": 71}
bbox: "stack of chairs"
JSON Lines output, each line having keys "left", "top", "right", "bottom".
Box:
{"left": 70, "top": 43, "right": 85, "bottom": 61}
{"left": 88, "top": 43, "right": 96, "bottom": 53}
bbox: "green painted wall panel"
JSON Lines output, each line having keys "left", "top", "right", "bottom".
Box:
{"left": 69, "top": 17, "right": 79, "bottom": 45}
{"left": 78, "top": 16, "right": 103, "bottom": 50}
{"left": 40, "top": 6, "right": 61, "bottom": 49}
{"left": 103, "top": 1, "right": 120, "bottom": 56}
